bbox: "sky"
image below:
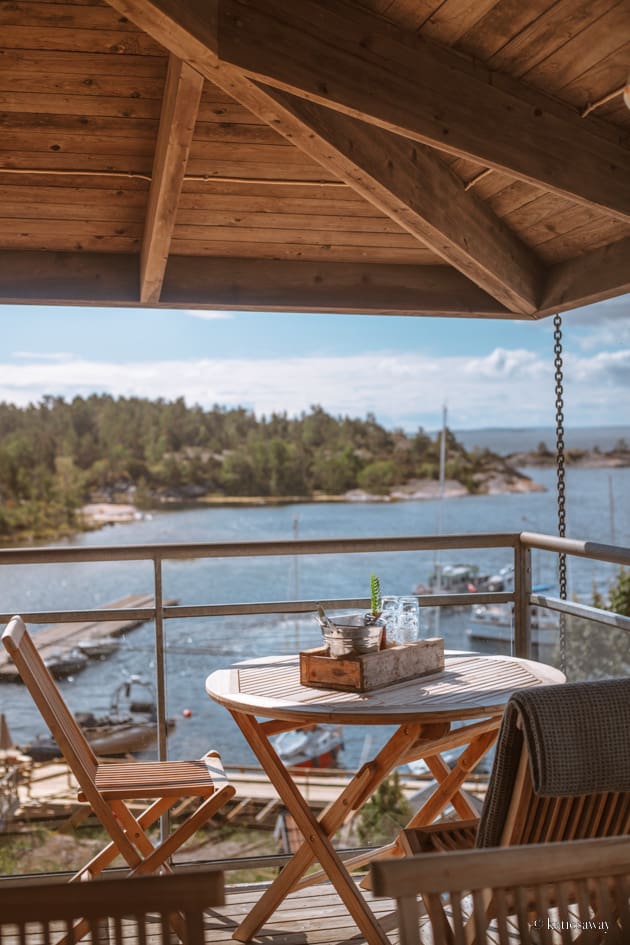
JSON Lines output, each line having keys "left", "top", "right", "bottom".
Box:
{"left": 0, "top": 294, "right": 628, "bottom": 432}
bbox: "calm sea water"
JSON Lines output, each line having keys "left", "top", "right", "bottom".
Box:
{"left": 1, "top": 464, "right": 628, "bottom": 767}
{"left": 452, "top": 426, "right": 630, "bottom": 455}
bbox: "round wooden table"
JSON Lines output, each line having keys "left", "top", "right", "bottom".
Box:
{"left": 206, "top": 652, "right": 564, "bottom": 945}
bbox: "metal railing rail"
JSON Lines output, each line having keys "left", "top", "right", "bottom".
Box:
{"left": 0, "top": 532, "right": 520, "bottom": 564}
{"left": 530, "top": 593, "right": 630, "bottom": 633}
{"left": 0, "top": 592, "right": 516, "bottom": 627}
{"left": 520, "top": 531, "right": 630, "bottom": 567}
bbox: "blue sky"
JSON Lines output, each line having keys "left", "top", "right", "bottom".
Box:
{"left": 0, "top": 294, "right": 628, "bottom": 431}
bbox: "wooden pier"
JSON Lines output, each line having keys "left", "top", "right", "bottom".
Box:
{"left": 3, "top": 759, "right": 487, "bottom": 831}
{"left": 0, "top": 595, "right": 167, "bottom": 682}
{"left": 222, "top": 766, "right": 486, "bottom": 829}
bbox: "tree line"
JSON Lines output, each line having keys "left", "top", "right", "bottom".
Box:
{"left": 0, "top": 394, "right": 504, "bottom": 541}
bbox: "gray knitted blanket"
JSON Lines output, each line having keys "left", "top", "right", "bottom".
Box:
{"left": 477, "top": 677, "right": 630, "bottom": 848}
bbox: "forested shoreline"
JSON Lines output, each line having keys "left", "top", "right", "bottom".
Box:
{"left": 0, "top": 395, "right": 534, "bottom": 542}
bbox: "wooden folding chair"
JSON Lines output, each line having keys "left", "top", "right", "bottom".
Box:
{"left": 371, "top": 834, "right": 630, "bottom": 945}
{"left": 397, "top": 677, "right": 630, "bottom": 943}
{"left": 2, "top": 616, "right": 236, "bottom": 943}
{"left": 0, "top": 869, "right": 224, "bottom": 945}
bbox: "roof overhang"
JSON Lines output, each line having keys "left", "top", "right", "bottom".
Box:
{"left": 1, "top": 0, "right": 629, "bottom": 318}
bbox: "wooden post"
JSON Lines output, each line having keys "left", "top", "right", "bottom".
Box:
{"left": 0, "top": 714, "right": 12, "bottom": 750}
{"left": 513, "top": 542, "right": 532, "bottom": 659}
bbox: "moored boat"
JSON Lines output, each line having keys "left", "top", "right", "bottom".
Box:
{"left": 273, "top": 724, "right": 343, "bottom": 768}
{"left": 43, "top": 648, "right": 89, "bottom": 678}
{"left": 24, "top": 715, "right": 176, "bottom": 761}
{"left": 467, "top": 603, "right": 558, "bottom": 646}
{"left": 22, "top": 675, "right": 176, "bottom": 760}
{"left": 77, "top": 636, "right": 120, "bottom": 659}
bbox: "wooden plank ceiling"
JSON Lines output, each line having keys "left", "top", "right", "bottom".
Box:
{"left": 0, "top": 0, "right": 629, "bottom": 318}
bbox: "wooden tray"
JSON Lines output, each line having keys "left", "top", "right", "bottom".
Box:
{"left": 299, "top": 637, "right": 444, "bottom": 692}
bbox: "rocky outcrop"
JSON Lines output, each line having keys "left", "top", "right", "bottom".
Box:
{"left": 346, "top": 467, "right": 545, "bottom": 502}
{"left": 389, "top": 478, "right": 469, "bottom": 500}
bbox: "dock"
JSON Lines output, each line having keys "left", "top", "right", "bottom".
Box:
{"left": 222, "top": 765, "right": 486, "bottom": 828}
{"left": 0, "top": 595, "right": 170, "bottom": 682}
{"left": 4, "top": 760, "right": 487, "bottom": 831}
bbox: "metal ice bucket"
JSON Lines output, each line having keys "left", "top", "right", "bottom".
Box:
{"left": 317, "top": 613, "right": 384, "bottom": 658}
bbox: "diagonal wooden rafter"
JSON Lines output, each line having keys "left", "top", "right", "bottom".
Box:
{"left": 105, "top": 0, "right": 630, "bottom": 226}
{"left": 105, "top": 0, "right": 542, "bottom": 314}
{"left": 245, "top": 88, "right": 543, "bottom": 314}
{"left": 140, "top": 54, "right": 204, "bottom": 304}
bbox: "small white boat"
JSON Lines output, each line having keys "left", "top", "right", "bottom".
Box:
{"left": 415, "top": 563, "right": 483, "bottom": 596}
{"left": 486, "top": 565, "right": 514, "bottom": 592}
{"left": 77, "top": 636, "right": 120, "bottom": 659}
{"left": 467, "top": 603, "right": 558, "bottom": 646}
{"left": 274, "top": 724, "right": 344, "bottom": 768}
{"left": 414, "top": 563, "right": 516, "bottom": 597}
{"left": 43, "top": 648, "right": 89, "bottom": 678}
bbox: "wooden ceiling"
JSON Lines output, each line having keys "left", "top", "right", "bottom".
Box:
{"left": 1, "top": 0, "right": 629, "bottom": 318}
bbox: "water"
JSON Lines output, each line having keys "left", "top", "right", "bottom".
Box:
{"left": 451, "top": 426, "right": 630, "bottom": 455}
{"left": 0, "top": 465, "right": 628, "bottom": 768}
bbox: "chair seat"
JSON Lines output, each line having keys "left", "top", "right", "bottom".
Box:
{"left": 402, "top": 818, "right": 479, "bottom": 854}
{"left": 87, "top": 758, "right": 220, "bottom": 800}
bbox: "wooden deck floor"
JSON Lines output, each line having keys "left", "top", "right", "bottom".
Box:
{"left": 5, "top": 880, "right": 402, "bottom": 945}
{"left": 207, "top": 881, "right": 401, "bottom": 944}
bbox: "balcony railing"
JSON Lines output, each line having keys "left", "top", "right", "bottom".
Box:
{"left": 0, "top": 529, "right": 628, "bottom": 878}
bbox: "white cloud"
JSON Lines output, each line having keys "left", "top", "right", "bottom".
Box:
{"left": 462, "top": 348, "right": 543, "bottom": 380}
{"left": 565, "top": 296, "right": 630, "bottom": 351}
{"left": 12, "top": 351, "right": 75, "bottom": 361}
{"left": 0, "top": 347, "right": 627, "bottom": 430}
{"left": 180, "top": 310, "right": 234, "bottom": 320}
{"left": 568, "top": 295, "right": 630, "bottom": 326}
{"left": 568, "top": 349, "right": 630, "bottom": 385}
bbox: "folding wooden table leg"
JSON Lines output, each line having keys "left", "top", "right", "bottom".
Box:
{"left": 406, "top": 729, "right": 499, "bottom": 829}
{"left": 425, "top": 754, "right": 480, "bottom": 820}
{"left": 231, "top": 712, "right": 423, "bottom": 945}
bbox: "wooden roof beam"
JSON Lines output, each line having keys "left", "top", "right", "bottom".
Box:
{"left": 0, "top": 251, "right": 518, "bottom": 318}
{"left": 106, "top": 0, "right": 630, "bottom": 223}
{"left": 537, "top": 237, "right": 630, "bottom": 319}
{"left": 140, "top": 55, "right": 204, "bottom": 304}
{"left": 105, "top": 1, "right": 542, "bottom": 313}
{"left": 246, "top": 90, "right": 543, "bottom": 314}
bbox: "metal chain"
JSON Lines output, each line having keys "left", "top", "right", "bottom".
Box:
{"left": 553, "top": 313, "right": 568, "bottom": 675}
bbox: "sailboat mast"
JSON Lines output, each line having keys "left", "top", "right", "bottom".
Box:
{"left": 438, "top": 405, "right": 447, "bottom": 529}
{"left": 434, "top": 405, "right": 447, "bottom": 634}
{"left": 608, "top": 474, "right": 616, "bottom": 545}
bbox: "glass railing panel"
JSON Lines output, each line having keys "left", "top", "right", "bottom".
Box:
{"left": 159, "top": 545, "right": 516, "bottom": 609}
{"left": 562, "top": 613, "right": 630, "bottom": 682}
{"left": 0, "top": 557, "right": 154, "bottom": 617}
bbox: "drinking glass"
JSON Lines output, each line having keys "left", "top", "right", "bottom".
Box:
{"left": 395, "top": 596, "right": 421, "bottom": 644}
{"left": 380, "top": 596, "right": 401, "bottom": 644}
{"left": 380, "top": 595, "right": 422, "bottom": 644}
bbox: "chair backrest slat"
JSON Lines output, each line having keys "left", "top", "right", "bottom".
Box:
{"left": 497, "top": 729, "right": 630, "bottom": 850}
{"left": 1, "top": 617, "right": 134, "bottom": 847}
{"left": 478, "top": 678, "right": 630, "bottom": 854}
{"left": 617, "top": 874, "right": 630, "bottom": 928}
{"left": 3, "top": 617, "right": 98, "bottom": 782}
{"left": 371, "top": 836, "right": 630, "bottom": 945}
{"left": 0, "top": 869, "right": 223, "bottom": 944}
